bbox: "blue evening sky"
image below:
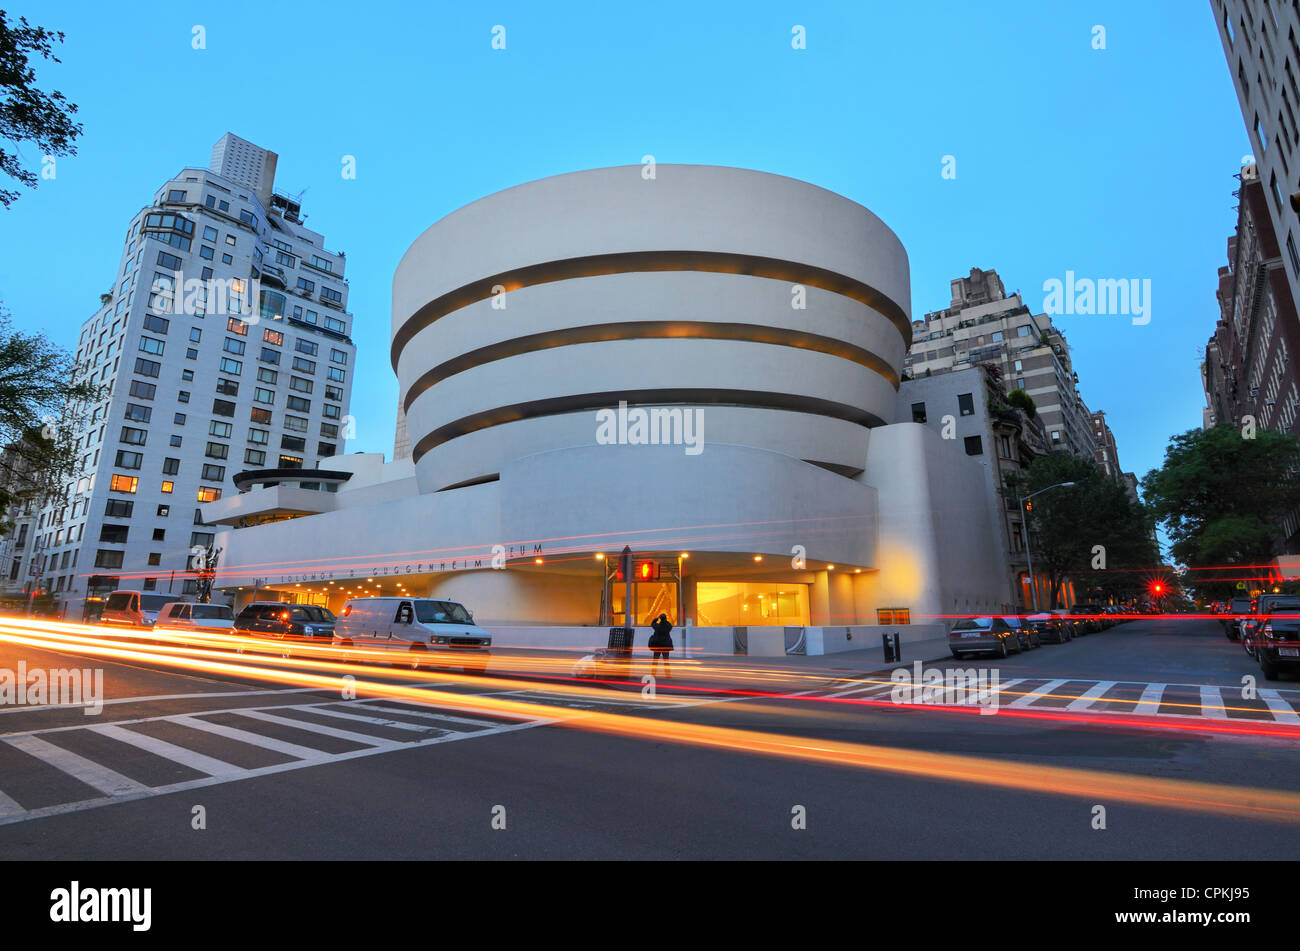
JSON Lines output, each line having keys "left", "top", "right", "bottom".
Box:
{"left": 1, "top": 0, "right": 1247, "bottom": 489}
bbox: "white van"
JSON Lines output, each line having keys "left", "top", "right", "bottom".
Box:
{"left": 101, "top": 590, "right": 178, "bottom": 628}
{"left": 333, "top": 597, "right": 491, "bottom": 672}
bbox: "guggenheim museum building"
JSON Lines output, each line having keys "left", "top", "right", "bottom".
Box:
{"left": 205, "top": 165, "right": 1008, "bottom": 654}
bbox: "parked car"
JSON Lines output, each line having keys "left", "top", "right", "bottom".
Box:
{"left": 233, "top": 602, "right": 336, "bottom": 657}
{"left": 1252, "top": 600, "right": 1300, "bottom": 680}
{"left": 1049, "top": 607, "right": 1086, "bottom": 637}
{"left": 1243, "top": 595, "right": 1300, "bottom": 659}
{"left": 100, "top": 590, "right": 178, "bottom": 629}
{"left": 1224, "top": 596, "right": 1253, "bottom": 641}
{"left": 333, "top": 597, "right": 491, "bottom": 672}
{"left": 1070, "top": 603, "right": 1104, "bottom": 632}
{"left": 1003, "top": 615, "right": 1041, "bottom": 651}
{"left": 153, "top": 602, "right": 235, "bottom": 646}
{"left": 948, "top": 617, "right": 1022, "bottom": 658}
{"left": 1024, "top": 612, "right": 1071, "bottom": 644}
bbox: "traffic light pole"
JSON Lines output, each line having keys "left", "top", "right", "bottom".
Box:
{"left": 622, "top": 545, "right": 633, "bottom": 632}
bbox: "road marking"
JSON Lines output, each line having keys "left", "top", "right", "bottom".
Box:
{"left": 354, "top": 701, "right": 509, "bottom": 728}
{"left": 0, "top": 686, "right": 325, "bottom": 717}
{"left": 1199, "top": 686, "right": 1228, "bottom": 719}
{"left": 1007, "top": 679, "right": 1068, "bottom": 708}
{"left": 89, "top": 724, "right": 248, "bottom": 779}
{"left": 1132, "top": 683, "right": 1165, "bottom": 715}
{"left": 307, "top": 705, "right": 450, "bottom": 732}
{"left": 1259, "top": 690, "right": 1300, "bottom": 724}
{"left": 3, "top": 734, "right": 149, "bottom": 797}
{"left": 826, "top": 680, "right": 894, "bottom": 699}
{"left": 169, "top": 715, "right": 326, "bottom": 761}
{"left": 0, "top": 788, "right": 25, "bottom": 819}
{"left": 0, "top": 716, "right": 560, "bottom": 828}
{"left": 234, "top": 709, "right": 402, "bottom": 746}
{"left": 1066, "top": 681, "right": 1117, "bottom": 711}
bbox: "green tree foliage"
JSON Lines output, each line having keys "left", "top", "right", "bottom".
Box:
{"left": 0, "top": 11, "right": 82, "bottom": 207}
{"left": 1008, "top": 452, "right": 1158, "bottom": 608}
{"left": 1140, "top": 425, "right": 1300, "bottom": 599}
{"left": 0, "top": 310, "right": 99, "bottom": 530}
{"left": 1005, "top": 388, "right": 1036, "bottom": 418}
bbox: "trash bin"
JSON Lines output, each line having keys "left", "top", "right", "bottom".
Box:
{"left": 606, "top": 626, "right": 635, "bottom": 660}
{"left": 882, "top": 631, "right": 901, "bottom": 663}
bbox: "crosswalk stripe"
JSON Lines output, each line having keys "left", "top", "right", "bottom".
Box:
{"left": 827, "top": 680, "right": 894, "bottom": 699}
{"left": 1199, "top": 686, "right": 1228, "bottom": 719}
{"left": 88, "top": 724, "right": 247, "bottom": 779}
{"left": 1133, "top": 683, "right": 1165, "bottom": 715}
{"left": 1259, "top": 689, "right": 1300, "bottom": 723}
{"left": 1066, "top": 681, "right": 1117, "bottom": 711}
{"left": 1007, "top": 679, "right": 1068, "bottom": 708}
{"left": 169, "top": 715, "right": 325, "bottom": 761}
{"left": 303, "top": 705, "right": 444, "bottom": 732}
{"left": 361, "top": 699, "right": 518, "bottom": 727}
{"left": 234, "top": 709, "right": 400, "bottom": 745}
{"left": 0, "top": 788, "right": 26, "bottom": 819}
{"left": 3, "top": 734, "right": 149, "bottom": 797}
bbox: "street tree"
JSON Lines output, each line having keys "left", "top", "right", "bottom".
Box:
{"left": 1009, "top": 452, "right": 1158, "bottom": 608}
{"left": 1140, "top": 425, "right": 1300, "bottom": 600}
{"left": 0, "top": 310, "right": 99, "bottom": 531}
{"left": 0, "top": 11, "right": 82, "bottom": 207}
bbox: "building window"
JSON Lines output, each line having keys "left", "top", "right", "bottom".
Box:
{"left": 120, "top": 427, "right": 148, "bottom": 445}
{"left": 109, "top": 474, "right": 139, "bottom": 493}
{"left": 114, "top": 450, "right": 142, "bottom": 470}
{"left": 297, "top": 277, "right": 315, "bottom": 294}
{"left": 322, "top": 404, "right": 341, "bottom": 419}
{"left": 264, "top": 329, "right": 283, "bottom": 346}
{"left": 205, "top": 442, "right": 229, "bottom": 459}
{"left": 329, "top": 348, "right": 347, "bottom": 365}
{"left": 250, "top": 407, "right": 272, "bottom": 424}
{"left": 99, "top": 524, "right": 129, "bottom": 544}
{"left": 139, "top": 336, "right": 165, "bottom": 355}
{"left": 279, "top": 455, "right": 303, "bottom": 469}
{"left": 295, "top": 339, "right": 319, "bottom": 356}
{"left": 104, "top": 499, "right": 133, "bottom": 518}
{"left": 161, "top": 480, "right": 174, "bottom": 494}
{"left": 1289, "top": 232, "right": 1300, "bottom": 277}
{"left": 186, "top": 347, "right": 199, "bottom": 360}
{"left": 293, "top": 357, "right": 316, "bottom": 373}
{"left": 220, "top": 358, "right": 243, "bottom": 375}
{"left": 257, "top": 367, "right": 278, "bottom": 384}
{"left": 320, "top": 287, "right": 342, "bottom": 305}
{"left": 227, "top": 317, "right": 249, "bottom": 336}
{"left": 199, "top": 245, "right": 215, "bottom": 260}
{"left": 94, "top": 550, "right": 124, "bottom": 569}
{"left": 152, "top": 528, "right": 165, "bottom": 541}
{"left": 327, "top": 367, "right": 345, "bottom": 383}
{"left": 216, "top": 378, "right": 239, "bottom": 396}
{"left": 223, "top": 338, "right": 246, "bottom": 356}
{"left": 167, "top": 189, "right": 187, "bottom": 202}
{"left": 197, "top": 486, "right": 221, "bottom": 503}
{"left": 162, "top": 457, "right": 180, "bottom": 475}
{"left": 958, "top": 393, "right": 975, "bottom": 416}
{"left": 284, "top": 415, "right": 308, "bottom": 433}
{"left": 964, "top": 435, "right": 983, "bottom": 456}
{"left": 318, "top": 441, "right": 337, "bottom": 457}
{"left": 128, "top": 380, "right": 156, "bottom": 400}
{"left": 147, "top": 553, "right": 161, "bottom": 567}
{"left": 248, "top": 428, "right": 269, "bottom": 445}
{"left": 134, "top": 357, "right": 161, "bottom": 377}
{"left": 143, "top": 315, "right": 170, "bottom": 334}
{"left": 289, "top": 376, "right": 312, "bottom": 393}
{"left": 286, "top": 395, "right": 310, "bottom": 413}
{"left": 281, "top": 435, "right": 306, "bottom": 452}
{"left": 157, "top": 504, "right": 170, "bottom": 516}
{"left": 201, "top": 464, "right": 225, "bottom": 481}
{"left": 260, "top": 348, "right": 281, "bottom": 365}
{"left": 877, "top": 608, "right": 911, "bottom": 624}
{"left": 209, "top": 421, "right": 233, "bottom": 438}
{"left": 245, "top": 449, "right": 266, "bottom": 466}
{"left": 212, "top": 399, "right": 236, "bottom": 417}
{"left": 169, "top": 434, "right": 183, "bottom": 447}
{"left": 124, "top": 403, "right": 151, "bottom": 423}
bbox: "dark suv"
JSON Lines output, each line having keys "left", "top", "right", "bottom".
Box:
{"left": 1247, "top": 596, "right": 1300, "bottom": 678}
{"left": 233, "top": 602, "right": 337, "bottom": 656}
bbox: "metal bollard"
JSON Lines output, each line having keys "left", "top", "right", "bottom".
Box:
{"left": 882, "top": 631, "right": 901, "bottom": 663}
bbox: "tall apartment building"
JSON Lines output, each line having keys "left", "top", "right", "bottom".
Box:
{"left": 1203, "top": 165, "right": 1300, "bottom": 440}
{"left": 1212, "top": 0, "right": 1300, "bottom": 328}
{"left": 15, "top": 134, "right": 357, "bottom": 618}
{"left": 906, "top": 267, "right": 1099, "bottom": 460}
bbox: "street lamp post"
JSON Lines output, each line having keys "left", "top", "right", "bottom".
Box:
{"left": 1018, "top": 481, "right": 1076, "bottom": 613}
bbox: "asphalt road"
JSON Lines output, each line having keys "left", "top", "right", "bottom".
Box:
{"left": 0, "top": 615, "right": 1297, "bottom": 859}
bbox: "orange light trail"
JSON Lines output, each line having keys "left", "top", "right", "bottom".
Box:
{"left": 4, "top": 618, "right": 1300, "bottom": 824}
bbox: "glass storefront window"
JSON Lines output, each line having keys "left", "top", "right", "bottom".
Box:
{"left": 696, "top": 582, "right": 809, "bottom": 626}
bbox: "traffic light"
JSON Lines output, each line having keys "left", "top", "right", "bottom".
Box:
{"left": 1024, "top": 499, "right": 1032, "bottom": 512}
{"left": 635, "top": 560, "right": 659, "bottom": 581}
